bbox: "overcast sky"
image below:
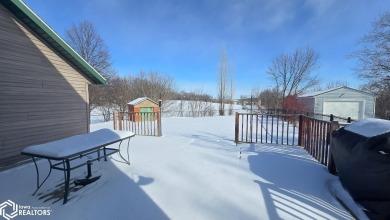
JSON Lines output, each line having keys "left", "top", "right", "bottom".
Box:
{"left": 23, "top": 0, "right": 390, "bottom": 97}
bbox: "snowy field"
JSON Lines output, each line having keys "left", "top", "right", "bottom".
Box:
{"left": 90, "top": 101, "right": 243, "bottom": 123}
{"left": 0, "top": 116, "right": 365, "bottom": 219}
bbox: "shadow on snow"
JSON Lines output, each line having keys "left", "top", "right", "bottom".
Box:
{"left": 246, "top": 144, "right": 353, "bottom": 219}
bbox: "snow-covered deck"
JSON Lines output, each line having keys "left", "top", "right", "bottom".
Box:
{"left": 0, "top": 116, "right": 363, "bottom": 219}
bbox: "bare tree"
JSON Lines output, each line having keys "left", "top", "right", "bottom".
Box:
{"left": 97, "top": 102, "right": 114, "bottom": 122}
{"left": 109, "top": 76, "right": 133, "bottom": 112}
{"left": 188, "top": 90, "right": 203, "bottom": 117}
{"left": 239, "top": 95, "right": 248, "bottom": 110}
{"left": 267, "top": 46, "right": 320, "bottom": 104}
{"left": 351, "top": 11, "right": 390, "bottom": 119}
{"left": 352, "top": 12, "right": 390, "bottom": 82}
{"left": 206, "top": 101, "right": 215, "bottom": 116}
{"left": 65, "top": 21, "right": 112, "bottom": 74}
{"left": 128, "top": 71, "right": 175, "bottom": 109}
{"left": 259, "top": 88, "right": 281, "bottom": 109}
{"left": 324, "top": 80, "right": 349, "bottom": 90}
{"left": 311, "top": 80, "right": 349, "bottom": 92}
{"left": 88, "top": 81, "right": 106, "bottom": 113}
{"left": 177, "top": 98, "right": 185, "bottom": 117}
{"left": 64, "top": 20, "right": 114, "bottom": 119}
{"left": 217, "top": 49, "right": 232, "bottom": 116}
{"left": 251, "top": 87, "right": 263, "bottom": 110}
{"left": 228, "top": 79, "right": 235, "bottom": 115}
{"left": 65, "top": 22, "right": 178, "bottom": 120}
{"left": 173, "top": 91, "right": 213, "bottom": 102}
{"left": 170, "top": 89, "right": 215, "bottom": 117}
{"left": 362, "top": 82, "right": 390, "bottom": 119}
{"left": 185, "top": 89, "right": 215, "bottom": 117}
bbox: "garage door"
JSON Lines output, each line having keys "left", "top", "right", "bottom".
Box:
{"left": 323, "top": 101, "right": 361, "bottom": 120}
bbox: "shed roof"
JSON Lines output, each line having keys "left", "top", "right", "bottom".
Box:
{"left": 128, "top": 97, "right": 159, "bottom": 106}
{"left": 1, "top": 0, "right": 106, "bottom": 84}
{"left": 299, "top": 86, "right": 374, "bottom": 98}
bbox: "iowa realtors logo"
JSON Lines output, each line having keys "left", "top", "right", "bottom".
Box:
{"left": 0, "top": 200, "right": 51, "bottom": 220}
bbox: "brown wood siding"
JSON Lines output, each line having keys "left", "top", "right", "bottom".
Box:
{"left": 0, "top": 5, "right": 91, "bottom": 167}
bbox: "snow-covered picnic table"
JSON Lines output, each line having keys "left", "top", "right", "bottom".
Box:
{"left": 21, "top": 128, "right": 135, "bottom": 204}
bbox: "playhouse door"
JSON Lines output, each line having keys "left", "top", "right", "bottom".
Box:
{"left": 140, "top": 107, "right": 154, "bottom": 121}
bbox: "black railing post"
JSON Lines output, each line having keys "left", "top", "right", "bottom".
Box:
{"left": 86, "top": 160, "right": 92, "bottom": 178}
{"left": 298, "top": 114, "right": 303, "bottom": 146}
{"left": 327, "top": 121, "right": 339, "bottom": 175}
{"left": 158, "top": 100, "right": 162, "bottom": 136}
{"left": 235, "top": 112, "right": 239, "bottom": 145}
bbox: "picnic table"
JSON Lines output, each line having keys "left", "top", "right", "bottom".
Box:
{"left": 21, "top": 128, "right": 135, "bottom": 204}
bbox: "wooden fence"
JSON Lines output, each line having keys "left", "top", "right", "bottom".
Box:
{"left": 235, "top": 112, "right": 339, "bottom": 174}
{"left": 113, "top": 112, "right": 161, "bottom": 136}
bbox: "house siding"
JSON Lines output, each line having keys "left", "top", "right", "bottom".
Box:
{"left": 0, "top": 5, "right": 91, "bottom": 166}
{"left": 297, "top": 97, "right": 314, "bottom": 112}
{"left": 308, "top": 87, "right": 376, "bottom": 120}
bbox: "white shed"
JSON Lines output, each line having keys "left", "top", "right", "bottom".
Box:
{"left": 298, "top": 86, "right": 376, "bottom": 120}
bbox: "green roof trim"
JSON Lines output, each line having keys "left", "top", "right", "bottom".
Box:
{"left": 3, "top": 0, "right": 106, "bottom": 84}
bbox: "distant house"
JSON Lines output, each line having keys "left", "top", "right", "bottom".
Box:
{"left": 0, "top": 0, "right": 106, "bottom": 167}
{"left": 128, "top": 97, "right": 160, "bottom": 122}
{"left": 298, "top": 86, "right": 376, "bottom": 120}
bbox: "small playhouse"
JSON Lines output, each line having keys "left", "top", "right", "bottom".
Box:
{"left": 128, "top": 97, "right": 160, "bottom": 122}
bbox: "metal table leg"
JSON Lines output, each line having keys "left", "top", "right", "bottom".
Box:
{"left": 118, "top": 138, "right": 131, "bottom": 165}
{"left": 32, "top": 157, "right": 52, "bottom": 195}
{"left": 63, "top": 159, "right": 71, "bottom": 204}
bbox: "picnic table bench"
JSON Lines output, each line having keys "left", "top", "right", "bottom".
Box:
{"left": 21, "top": 128, "right": 135, "bottom": 204}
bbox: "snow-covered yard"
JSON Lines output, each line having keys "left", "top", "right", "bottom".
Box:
{"left": 0, "top": 116, "right": 362, "bottom": 219}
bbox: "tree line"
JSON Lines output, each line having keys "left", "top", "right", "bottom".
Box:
{"left": 65, "top": 21, "right": 176, "bottom": 121}
{"left": 65, "top": 21, "right": 237, "bottom": 120}
{"left": 90, "top": 71, "right": 175, "bottom": 121}
{"left": 350, "top": 11, "right": 390, "bottom": 119}
{"left": 65, "top": 11, "right": 390, "bottom": 120}
{"left": 245, "top": 11, "right": 390, "bottom": 119}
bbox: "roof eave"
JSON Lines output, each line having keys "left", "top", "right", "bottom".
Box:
{"left": 299, "top": 86, "right": 376, "bottom": 98}
{"left": 128, "top": 97, "right": 159, "bottom": 106}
